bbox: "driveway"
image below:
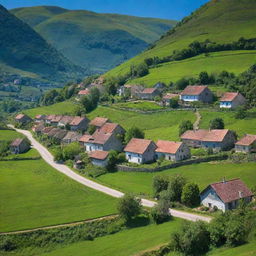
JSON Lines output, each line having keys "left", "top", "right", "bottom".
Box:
{"left": 9, "top": 125, "right": 212, "bottom": 223}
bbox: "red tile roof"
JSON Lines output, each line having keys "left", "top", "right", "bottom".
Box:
{"left": 35, "top": 115, "right": 46, "bottom": 119}
{"left": 89, "top": 150, "right": 109, "bottom": 160}
{"left": 42, "top": 126, "right": 54, "bottom": 134}
{"left": 97, "top": 123, "right": 119, "bottom": 134}
{"left": 79, "top": 132, "right": 112, "bottom": 145}
{"left": 156, "top": 140, "right": 182, "bottom": 154}
{"left": 10, "top": 138, "right": 24, "bottom": 147}
{"left": 209, "top": 178, "right": 253, "bottom": 203}
{"left": 141, "top": 88, "right": 157, "bottom": 94}
{"left": 79, "top": 134, "right": 92, "bottom": 143}
{"left": 163, "top": 93, "right": 179, "bottom": 100}
{"left": 235, "top": 134, "right": 256, "bottom": 146}
{"left": 124, "top": 138, "right": 156, "bottom": 154}
{"left": 45, "top": 115, "right": 56, "bottom": 121}
{"left": 181, "top": 85, "right": 208, "bottom": 95}
{"left": 89, "top": 117, "right": 109, "bottom": 127}
{"left": 220, "top": 92, "right": 239, "bottom": 102}
{"left": 51, "top": 115, "right": 63, "bottom": 123}
{"left": 15, "top": 114, "right": 25, "bottom": 120}
{"left": 59, "top": 116, "right": 74, "bottom": 124}
{"left": 70, "top": 116, "right": 87, "bottom": 126}
{"left": 78, "top": 89, "right": 90, "bottom": 95}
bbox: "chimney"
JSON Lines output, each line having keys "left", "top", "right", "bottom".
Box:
{"left": 238, "top": 191, "right": 243, "bottom": 198}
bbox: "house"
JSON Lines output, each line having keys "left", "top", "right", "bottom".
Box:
{"left": 79, "top": 131, "right": 123, "bottom": 152}
{"left": 200, "top": 178, "right": 253, "bottom": 212}
{"left": 10, "top": 138, "right": 30, "bottom": 154}
{"left": 70, "top": 116, "right": 89, "bottom": 131}
{"left": 181, "top": 129, "right": 236, "bottom": 151}
{"left": 89, "top": 150, "right": 109, "bottom": 167}
{"left": 96, "top": 123, "right": 125, "bottom": 137}
{"left": 235, "top": 134, "right": 256, "bottom": 153}
{"left": 52, "top": 129, "right": 68, "bottom": 143}
{"left": 77, "top": 89, "right": 90, "bottom": 98}
{"left": 41, "top": 126, "right": 54, "bottom": 135}
{"left": 50, "top": 115, "right": 63, "bottom": 126}
{"left": 155, "top": 140, "right": 190, "bottom": 161}
{"left": 58, "top": 116, "right": 74, "bottom": 128}
{"left": 89, "top": 117, "right": 110, "bottom": 129}
{"left": 154, "top": 82, "right": 165, "bottom": 90}
{"left": 35, "top": 115, "right": 46, "bottom": 123}
{"left": 15, "top": 114, "right": 32, "bottom": 124}
{"left": 219, "top": 92, "right": 246, "bottom": 109}
{"left": 32, "top": 122, "right": 45, "bottom": 134}
{"left": 45, "top": 115, "right": 56, "bottom": 125}
{"left": 124, "top": 138, "right": 157, "bottom": 164}
{"left": 139, "top": 88, "right": 161, "bottom": 100}
{"left": 180, "top": 85, "right": 213, "bottom": 103}
{"left": 162, "top": 93, "right": 179, "bottom": 106}
{"left": 62, "top": 131, "right": 82, "bottom": 144}
{"left": 124, "top": 84, "right": 144, "bottom": 98}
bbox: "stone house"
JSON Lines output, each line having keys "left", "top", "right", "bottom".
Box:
{"left": 155, "top": 140, "right": 190, "bottom": 161}
{"left": 32, "top": 122, "right": 45, "bottom": 134}
{"left": 181, "top": 129, "right": 236, "bottom": 151}
{"left": 219, "top": 92, "right": 246, "bottom": 109}
{"left": 41, "top": 126, "right": 54, "bottom": 135}
{"left": 200, "top": 178, "right": 253, "bottom": 212}
{"left": 96, "top": 123, "right": 125, "bottom": 137}
{"left": 180, "top": 85, "right": 213, "bottom": 103}
{"left": 89, "top": 150, "right": 109, "bottom": 167}
{"left": 50, "top": 115, "right": 63, "bottom": 126}
{"left": 15, "top": 114, "right": 32, "bottom": 124}
{"left": 235, "top": 134, "right": 256, "bottom": 153}
{"left": 89, "top": 117, "right": 110, "bottom": 129}
{"left": 58, "top": 116, "right": 75, "bottom": 128}
{"left": 35, "top": 115, "right": 46, "bottom": 123}
{"left": 45, "top": 115, "right": 56, "bottom": 125}
{"left": 70, "top": 116, "right": 89, "bottom": 131}
{"left": 124, "top": 84, "right": 144, "bottom": 98}
{"left": 124, "top": 138, "right": 157, "bottom": 164}
{"left": 10, "top": 138, "right": 30, "bottom": 154}
{"left": 138, "top": 88, "right": 161, "bottom": 100}
{"left": 62, "top": 131, "right": 82, "bottom": 144}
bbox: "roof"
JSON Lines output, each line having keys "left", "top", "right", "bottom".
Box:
{"left": 47, "top": 128, "right": 61, "bottom": 137}
{"left": 235, "top": 134, "right": 256, "bottom": 146}
{"left": 163, "top": 93, "right": 179, "bottom": 100}
{"left": 220, "top": 92, "right": 240, "bottom": 102}
{"left": 208, "top": 178, "right": 253, "bottom": 203}
{"left": 97, "top": 123, "right": 119, "bottom": 134}
{"left": 181, "top": 129, "right": 229, "bottom": 142}
{"left": 53, "top": 130, "right": 68, "bottom": 140}
{"left": 78, "top": 89, "right": 90, "bottom": 95}
{"left": 89, "top": 117, "right": 109, "bottom": 127}
{"left": 63, "top": 131, "right": 82, "bottom": 141}
{"left": 79, "top": 132, "right": 112, "bottom": 145}
{"left": 181, "top": 85, "right": 208, "bottom": 95}
{"left": 15, "top": 114, "right": 25, "bottom": 120}
{"left": 59, "top": 116, "right": 74, "bottom": 124}
{"left": 141, "top": 88, "right": 158, "bottom": 94}
{"left": 45, "top": 115, "right": 56, "bottom": 121}
{"left": 124, "top": 138, "right": 156, "bottom": 154}
{"left": 70, "top": 116, "right": 87, "bottom": 126}
{"left": 32, "top": 123, "right": 45, "bottom": 132}
{"left": 35, "top": 115, "right": 46, "bottom": 119}
{"left": 10, "top": 138, "right": 25, "bottom": 147}
{"left": 51, "top": 115, "right": 63, "bottom": 123}
{"left": 156, "top": 140, "right": 183, "bottom": 154}
{"left": 89, "top": 150, "right": 109, "bottom": 160}
{"left": 42, "top": 126, "right": 54, "bottom": 134}
{"left": 79, "top": 134, "right": 93, "bottom": 143}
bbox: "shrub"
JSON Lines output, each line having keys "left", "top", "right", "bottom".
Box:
{"left": 125, "top": 127, "right": 145, "bottom": 144}
{"left": 151, "top": 199, "right": 171, "bottom": 224}
{"left": 235, "top": 107, "right": 247, "bottom": 119}
{"left": 152, "top": 175, "right": 169, "bottom": 198}
{"left": 62, "top": 142, "right": 82, "bottom": 160}
{"left": 181, "top": 183, "right": 200, "bottom": 207}
{"left": 179, "top": 120, "right": 193, "bottom": 136}
{"left": 87, "top": 125, "right": 97, "bottom": 135}
{"left": 165, "top": 175, "right": 187, "bottom": 202}
{"left": 169, "top": 98, "right": 179, "bottom": 108}
{"left": 209, "top": 118, "right": 225, "bottom": 129}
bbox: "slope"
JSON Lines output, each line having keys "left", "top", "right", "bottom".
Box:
{"left": 11, "top": 6, "right": 177, "bottom": 73}
{"left": 105, "top": 0, "right": 256, "bottom": 84}
{"left": 0, "top": 5, "right": 84, "bottom": 85}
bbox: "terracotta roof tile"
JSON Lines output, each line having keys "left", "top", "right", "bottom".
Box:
{"left": 220, "top": 92, "right": 239, "bottom": 102}
{"left": 51, "top": 115, "right": 63, "bottom": 123}
{"left": 89, "top": 150, "right": 109, "bottom": 160}
{"left": 181, "top": 85, "right": 208, "bottom": 95}
{"left": 124, "top": 138, "right": 156, "bottom": 154}
{"left": 42, "top": 126, "right": 54, "bottom": 134}
{"left": 78, "top": 89, "right": 90, "bottom": 95}
{"left": 97, "top": 123, "right": 119, "bottom": 134}
{"left": 235, "top": 134, "right": 256, "bottom": 146}
{"left": 15, "top": 114, "right": 25, "bottom": 120}
{"left": 141, "top": 88, "right": 157, "bottom": 94}
{"left": 70, "top": 116, "right": 88, "bottom": 126}
{"left": 89, "top": 117, "right": 109, "bottom": 127}
{"left": 10, "top": 138, "right": 24, "bottom": 146}
{"left": 79, "top": 134, "right": 93, "bottom": 143}
{"left": 79, "top": 132, "right": 112, "bottom": 145}
{"left": 163, "top": 93, "right": 179, "bottom": 100}
{"left": 156, "top": 140, "right": 182, "bottom": 154}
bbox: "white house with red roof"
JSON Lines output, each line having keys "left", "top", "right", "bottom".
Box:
{"left": 89, "top": 150, "right": 109, "bottom": 167}
{"left": 219, "top": 92, "right": 246, "bottom": 109}
{"left": 124, "top": 138, "right": 157, "bottom": 164}
{"left": 155, "top": 140, "right": 190, "bottom": 161}
{"left": 15, "top": 114, "right": 32, "bottom": 124}
{"left": 180, "top": 85, "right": 213, "bottom": 103}
{"left": 200, "top": 178, "right": 253, "bottom": 212}
{"left": 235, "top": 134, "right": 256, "bottom": 153}
{"left": 69, "top": 116, "right": 89, "bottom": 131}
{"left": 181, "top": 129, "right": 236, "bottom": 151}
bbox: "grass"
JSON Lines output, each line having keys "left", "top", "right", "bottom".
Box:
{"left": 0, "top": 129, "right": 24, "bottom": 141}
{"left": 96, "top": 162, "right": 256, "bottom": 198}
{"left": 113, "top": 101, "right": 163, "bottom": 111}
{"left": 0, "top": 159, "right": 117, "bottom": 232}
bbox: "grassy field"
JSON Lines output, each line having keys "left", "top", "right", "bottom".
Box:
{"left": 96, "top": 162, "right": 256, "bottom": 197}
{"left": 113, "top": 101, "right": 163, "bottom": 111}
{"left": 0, "top": 159, "right": 117, "bottom": 232}
{"left": 127, "top": 50, "right": 256, "bottom": 85}
{"left": 0, "top": 129, "right": 24, "bottom": 141}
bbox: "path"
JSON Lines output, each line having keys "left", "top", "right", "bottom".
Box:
{"left": 193, "top": 109, "right": 201, "bottom": 130}
{"left": 8, "top": 125, "right": 212, "bottom": 223}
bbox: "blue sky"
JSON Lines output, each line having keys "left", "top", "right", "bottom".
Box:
{"left": 2, "top": 0, "right": 209, "bottom": 20}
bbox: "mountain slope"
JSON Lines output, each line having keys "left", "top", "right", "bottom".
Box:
{"left": 0, "top": 5, "right": 84, "bottom": 85}
{"left": 11, "top": 6, "right": 177, "bottom": 73}
{"left": 105, "top": 0, "right": 256, "bottom": 85}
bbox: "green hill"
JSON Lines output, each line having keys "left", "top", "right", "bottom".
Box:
{"left": 0, "top": 5, "right": 85, "bottom": 85}
{"left": 105, "top": 0, "right": 256, "bottom": 85}
{"left": 11, "top": 6, "right": 176, "bottom": 73}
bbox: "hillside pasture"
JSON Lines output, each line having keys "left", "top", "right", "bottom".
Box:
{"left": 0, "top": 129, "right": 24, "bottom": 141}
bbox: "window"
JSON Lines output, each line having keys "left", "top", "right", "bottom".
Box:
{"left": 208, "top": 203, "right": 212, "bottom": 208}
{"left": 128, "top": 155, "right": 131, "bottom": 160}
{"left": 138, "top": 158, "right": 141, "bottom": 163}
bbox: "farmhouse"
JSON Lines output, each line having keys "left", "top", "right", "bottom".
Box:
{"left": 124, "top": 138, "right": 157, "bottom": 164}
{"left": 96, "top": 122, "right": 125, "bottom": 136}
{"left": 235, "top": 134, "right": 256, "bottom": 153}
{"left": 10, "top": 138, "right": 30, "bottom": 154}
{"left": 45, "top": 115, "right": 56, "bottom": 125}
{"left": 124, "top": 84, "right": 144, "bottom": 98}
{"left": 35, "top": 115, "right": 46, "bottom": 123}
{"left": 78, "top": 89, "right": 90, "bottom": 96}
{"left": 70, "top": 116, "right": 89, "bottom": 131}
{"left": 180, "top": 85, "right": 213, "bottom": 103}
{"left": 89, "top": 117, "right": 110, "bottom": 129}
{"left": 139, "top": 88, "right": 161, "bottom": 100}
{"left": 62, "top": 131, "right": 82, "bottom": 144}
{"left": 32, "top": 122, "right": 45, "bottom": 134}
{"left": 41, "top": 126, "right": 54, "bottom": 135}
{"left": 15, "top": 114, "right": 32, "bottom": 124}
{"left": 58, "top": 116, "right": 74, "bottom": 128}
{"left": 89, "top": 150, "right": 109, "bottom": 167}
{"left": 155, "top": 140, "right": 190, "bottom": 161}
{"left": 200, "top": 178, "right": 253, "bottom": 212}
{"left": 162, "top": 93, "right": 179, "bottom": 105}
{"left": 50, "top": 115, "right": 63, "bottom": 126}
{"left": 219, "top": 92, "right": 246, "bottom": 109}
{"left": 181, "top": 129, "right": 236, "bottom": 151}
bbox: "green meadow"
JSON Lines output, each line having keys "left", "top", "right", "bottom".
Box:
{"left": 113, "top": 101, "right": 163, "bottom": 111}
{"left": 0, "top": 129, "right": 24, "bottom": 141}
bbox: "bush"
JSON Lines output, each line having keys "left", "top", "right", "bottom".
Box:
{"left": 169, "top": 98, "right": 179, "bottom": 108}
{"left": 235, "top": 107, "right": 247, "bottom": 119}
{"left": 209, "top": 118, "right": 225, "bottom": 129}
{"left": 151, "top": 200, "right": 171, "bottom": 224}
{"left": 125, "top": 126, "right": 145, "bottom": 144}
{"left": 179, "top": 120, "right": 193, "bottom": 136}
{"left": 152, "top": 175, "right": 169, "bottom": 198}
{"left": 62, "top": 142, "right": 82, "bottom": 161}
{"left": 181, "top": 183, "right": 200, "bottom": 207}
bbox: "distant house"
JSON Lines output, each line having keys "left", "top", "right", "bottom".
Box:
{"left": 235, "top": 134, "right": 256, "bottom": 153}
{"left": 10, "top": 138, "right": 30, "bottom": 154}
{"left": 219, "top": 92, "right": 246, "bottom": 109}
{"left": 181, "top": 129, "right": 236, "bottom": 151}
{"left": 124, "top": 138, "right": 157, "bottom": 164}
{"left": 124, "top": 84, "right": 144, "bottom": 98}
{"left": 200, "top": 178, "right": 253, "bottom": 212}
{"left": 155, "top": 140, "right": 190, "bottom": 161}
{"left": 89, "top": 150, "right": 109, "bottom": 167}
{"left": 180, "top": 85, "right": 213, "bottom": 103}
{"left": 32, "top": 122, "right": 45, "bottom": 134}
{"left": 162, "top": 93, "right": 179, "bottom": 106}
{"left": 35, "top": 115, "right": 46, "bottom": 123}
{"left": 15, "top": 114, "right": 32, "bottom": 124}
{"left": 96, "top": 123, "right": 125, "bottom": 137}
{"left": 139, "top": 88, "right": 161, "bottom": 100}
{"left": 70, "top": 116, "right": 89, "bottom": 131}
{"left": 41, "top": 126, "right": 54, "bottom": 135}
{"left": 89, "top": 117, "right": 110, "bottom": 129}
{"left": 50, "top": 115, "right": 63, "bottom": 126}
{"left": 45, "top": 115, "right": 56, "bottom": 125}
{"left": 58, "top": 116, "right": 74, "bottom": 128}
{"left": 77, "top": 89, "right": 90, "bottom": 99}
{"left": 52, "top": 129, "right": 68, "bottom": 143}
{"left": 62, "top": 131, "right": 82, "bottom": 144}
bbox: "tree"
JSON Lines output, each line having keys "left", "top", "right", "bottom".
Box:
{"left": 181, "top": 183, "right": 200, "bottom": 207}
{"left": 169, "top": 98, "right": 179, "bottom": 108}
{"left": 117, "top": 194, "right": 142, "bottom": 221}
{"left": 62, "top": 142, "right": 82, "bottom": 160}
{"left": 151, "top": 199, "right": 171, "bottom": 224}
{"left": 81, "top": 96, "right": 93, "bottom": 112}
{"left": 53, "top": 147, "right": 63, "bottom": 162}
{"left": 175, "top": 78, "right": 189, "bottom": 90}
{"left": 106, "top": 150, "right": 119, "bottom": 171}
{"left": 87, "top": 125, "right": 97, "bottom": 135}
{"left": 165, "top": 175, "right": 186, "bottom": 202}
{"left": 152, "top": 175, "right": 169, "bottom": 198}
{"left": 179, "top": 120, "right": 193, "bottom": 136}
{"left": 209, "top": 118, "right": 225, "bottom": 129}
{"left": 125, "top": 127, "right": 145, "bottom": 144}
{"left": 199, "top": 71, "right": 210, "bottom": 84}
{"left": 235, "top": 107, "right": 246, "bottom": 119}
{"left": 90, "top": 87, "right": 100, "bottom": 107}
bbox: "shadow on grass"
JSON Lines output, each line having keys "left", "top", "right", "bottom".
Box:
{"left": 126, "top": 215, "right": 150, "bottom": 228}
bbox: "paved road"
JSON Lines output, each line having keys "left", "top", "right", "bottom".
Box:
{"left": 9, "top": 125, "right": 212, "bottom": 223}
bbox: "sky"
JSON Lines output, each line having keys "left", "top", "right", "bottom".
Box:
{"left": 1, "top": 0, "right": 209, "bottom": 20}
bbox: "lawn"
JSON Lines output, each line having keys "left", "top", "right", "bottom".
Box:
{"left": 0, "top": 159, "right": 117, "bottom": 232}
{"left": 97, "top": 162, "right": 256, "bottom": 197}
{"left": 114, "top": 101, "right": 163, "bottom": 111}
{"left": 0, "top": 129, "right": 24, "bottom": 141}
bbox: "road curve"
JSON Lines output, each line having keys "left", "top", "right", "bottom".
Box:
{"left": 9, "top": 125, "right": 212, "bottom": 223}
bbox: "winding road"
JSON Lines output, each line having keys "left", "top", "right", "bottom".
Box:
{"left": 9, "top": 125, "right": 212, "bottom": 223}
